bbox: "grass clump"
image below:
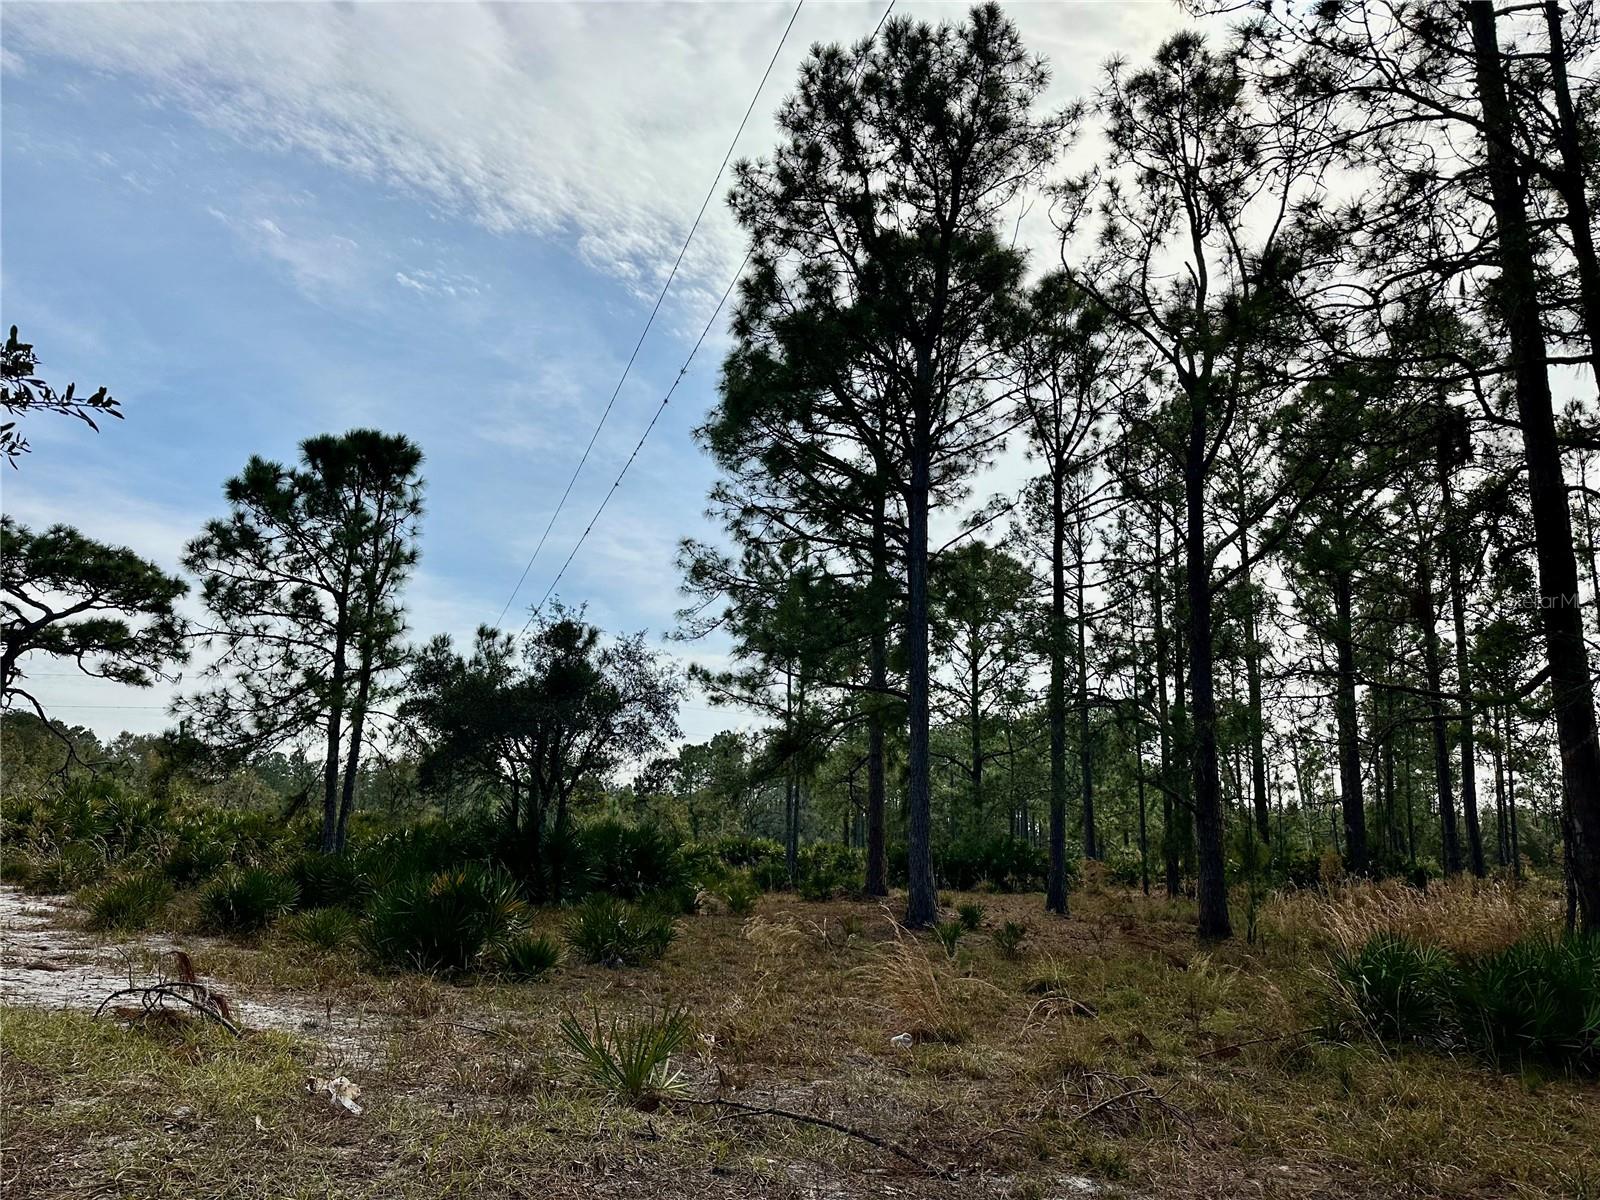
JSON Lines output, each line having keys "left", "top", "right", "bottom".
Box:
{"left": 362, "top": 865, "right": 526, "bottom": 974}
{"left": 282, "top": 906, "right": 359, "bottom": 954}
{"left": 934, "top": 919, "right": 965, "bottom": 957}
{"left": 563, "top": 894, "right": 676, "bottom": 967}
{"left": 83, "top": 871, "right": 172, "bottom": 931}
{"left": 496, "top": 932, "right": 563, "bottom": 980}
{"left": 957, "top": 901, "right": 985, "bottom": 931}
{"left": 559, "top": 1005, "right": 693, "bottom": 1108}
{"left": 198, "top": 867, "right": 298, "bottom": 934}
{"left": 719, "top": 871, "right": 759, "bottom": 917}
{"left": 992, "top": 919, "right": 1029, "bottom": 959}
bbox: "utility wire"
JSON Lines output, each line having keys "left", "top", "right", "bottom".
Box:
{"left": 519, "top": 0, "right": 899, "bottom": 632}
{"left": 521, "top": 251, "right": 749, "bottom": 633}
{"left": 493, "top": 0, "right": 808, "bottom": 629}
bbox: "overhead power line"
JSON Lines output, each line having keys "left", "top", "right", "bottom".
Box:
{"left": 492, "top": 0, "right": 808, "bottom": 629}
{"left": 518, "top": 0, "right": 899, "bottom": 632}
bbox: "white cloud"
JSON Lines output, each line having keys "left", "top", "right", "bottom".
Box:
{"left": 4, "top": 2, "right": 1189, "bottom": 324}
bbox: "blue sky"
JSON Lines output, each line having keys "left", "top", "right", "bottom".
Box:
{"left": 1, "top": 1, "right": 1184, "bottom": 743}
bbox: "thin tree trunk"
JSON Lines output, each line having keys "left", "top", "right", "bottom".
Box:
{"left": 903, "top": 434, "right": 938, "bottom": 927}
{"left": 865, "top": 498, "right": 889, "bottom": 897}
{"left": 319, "top": 625, "right": 348, "bottom": 854}
{"left": 1240, "top": 523, "right": 1271, "bottom": 844}
{"left": 1151, "top": 508, "right": 1181, "bottom": 898}
{"left": 1543, "top": 2, "right": 1600, "bottom": 393}
{"left": 1076, "top": 509, "right": 1097, "bottom": 861}
{"left": 1418, "top": 576, "right": 1462, "bottom": 874}
{"left": 1469, "top": 0, "right": 1600, "bottom": 930}
{"left": 1046, "top": 469, "right": 1070, "bottom": 914}
{"left": 1333, "top": 565, "right": 1368, "bottom": 873}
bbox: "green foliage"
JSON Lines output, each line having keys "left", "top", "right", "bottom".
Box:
{"left": 1, "top": 516, "right": 188, "bottom": 699}
{"left": 934, "top": 920, "right": 965, "bottom": 958}
{"left": 82, "top": 871, "right": 171, "bottom": 931}
{"left": 796, "top": 843, "right": 860, "bottom": 901}
{"left": 287, "top": 852, "right": 367, "bottom": 910}
{"left": 576, "top": 819, "right": 687, "bottom": 900}
{"left": 496, "top": 932, "right": 563, "bottom": 980}
{"left": 938, "top": 836, "right": 1056, "bottom": 893}
{"left": 198, "top": 867, "right": 298, "bottom": 934}
{"left": 283, "top": 907, "right": 359, "bottom": 954}
{"left": 956, "top": 901, "right": 985, "bottom": 931}
{"left": 640, "top": 882, "right": 701, "bottom": 917}
{"left": 361, "top": 865, "right": 526, "bottom": 974}
{"left": 720, "top": 872, "right": 760, "bottom": 917}
{"left": 1331, "top": 933, "right": 1455, "bottom": 1047}
{"left": 751, "top": 858, "right": 791, "bottom": 892}
{"left": 1330, "top": 932, "right": 1600, "bottom": 1073}
{"left": 694, "top": 835, "right": 785, "bottom": 869}
{"left": 563, "top": 894, "right": 677, "bottom": 967}
{"left": 558, "top": 1005, "right": 693, "bottom": 1107}
{"left": 1452, "top": 935, "right": 1600, "bottom": 1071}
{"left": 992, "top": 920, "right": 1029, "bottom": 959}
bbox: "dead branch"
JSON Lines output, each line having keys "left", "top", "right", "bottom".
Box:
{"left": 667, "top": 1095, "right": 951, "bottom": 1176}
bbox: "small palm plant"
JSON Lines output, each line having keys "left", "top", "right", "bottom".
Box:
{"left": 559, "top": 1005, "right": 694, "bottom": 1109}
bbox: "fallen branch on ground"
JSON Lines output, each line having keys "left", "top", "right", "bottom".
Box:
{"left": 94, "top": 981, "right": 241, "bottom": 1037}
{"left": 666, "top": 1095, "right": 951, "bottom": 1176}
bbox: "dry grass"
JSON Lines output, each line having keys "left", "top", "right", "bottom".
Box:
{"left": 1259, "top": 876, "right": 1561, "bottom": 956}
{"left": 3, "top": 881, "right": 1596, "bottom": 1199}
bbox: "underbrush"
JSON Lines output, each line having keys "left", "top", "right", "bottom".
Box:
{"left": 362, "top": 865, "right": 527, "bottom": 974}
{"left": 564, "top": 894, "right": 677, "bottom": 967}
{"left": 1329, "top": 930, "right": 1600, "bottom": 1073}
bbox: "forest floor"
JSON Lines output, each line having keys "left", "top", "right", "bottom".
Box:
{"left": 2, "top": 875, "right": 1596, "bottom": 1200}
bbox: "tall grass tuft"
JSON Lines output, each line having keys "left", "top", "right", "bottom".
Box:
{"left": 1265, "top": 877, "right": 1553, "bottom": 957}
{"left": 559, "top": 1005, "right": 694, "bottom": 1108}
{"left": 283, "top": 907, "right": 360, "bottom": 954}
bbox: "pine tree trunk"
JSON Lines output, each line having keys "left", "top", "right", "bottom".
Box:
{"left": 1185, "top": 404, "right": 1231, "bottom": 938}
{"left": 903, "top": 432, "right": 938, "bottom": 927}
{"left": 865, "top": 499, "right": 889, "bottom": 896}
{"left": 1076, "top": 509, "right": 1097, "bottom": 861}
{"left": 1332, "top": 565, "right": 1367, "bottom": 873}
{"left": 1240, "top": 525, "right": 1271, "bottom": 844}
{"left": 1468, "top": 0, "right": 1600, "bottom": 929}
{"left": 319, "top": 627, "right": 348, "bottom": 855}
{"left": 1442, "top": 472, "right": 1486, "bottom": 876}
{"left": 1418, "top": 580, "right": 1462, "bottom": 874}
{"left": 1543, "top": 2, "right": 1600, "bottom": 393}
{"left": 1046, "top": 469, "right": 1070, "bottom": 914}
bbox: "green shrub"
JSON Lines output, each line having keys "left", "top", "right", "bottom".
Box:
{"left": 641, "top": 882, "right": 701, "bottom": 917}
{"left": 751, "top": 858, "right": 791, "bottom": 892}
{"left": 1330, "top": 931, "right": 1600, "bottom": 1074}
{"left": 1330, "top": 933, "right": 1454, "bottom": 1047}
{"left": 198, "top": 867, "right": 299, "bottom": 934}
{"left": 497, "top": 932, "right": 563, "bottom": 980}
{"left": 83, "top": 871, "right": 172, "bottom": 931}
{"left": 559, "top": 1005, "right": 693, "bottom": 1107}
{"left": 288, "top": 852, "right": 367, "bottom": 910}
{"left": 1452, "top": 934, "right": 1600, "bottom": 1072}
{"left": 362, "top": 865, "right": 526, "bottom": 974}
{"left": 720, "top": 872, "right": 760, "bottom": 917}
{"left": 993, "top": 920, "right": 1029, "bottom": 959}
{"left": 937, "top": 836, "right": 1055, "bottom": 893}
{"left": 957, "top": 901, "right": 985, "bottom": 931}
{"left": 797, "top": 843, "right": 860, "bottom": 901}
{"left": 564, "top": 894, "right": 677, "bottom": 967}
{"left": 576, "top": 820, "right": 687, "bottom": 900}
{"left": 696, "top": 835, "right": 785, "bottom": 869}
{"left": 283, "top": 907, "right": 359, "bottom": 954}
{"left": 20, "top": 842, "right": 108, "bottom": 893}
